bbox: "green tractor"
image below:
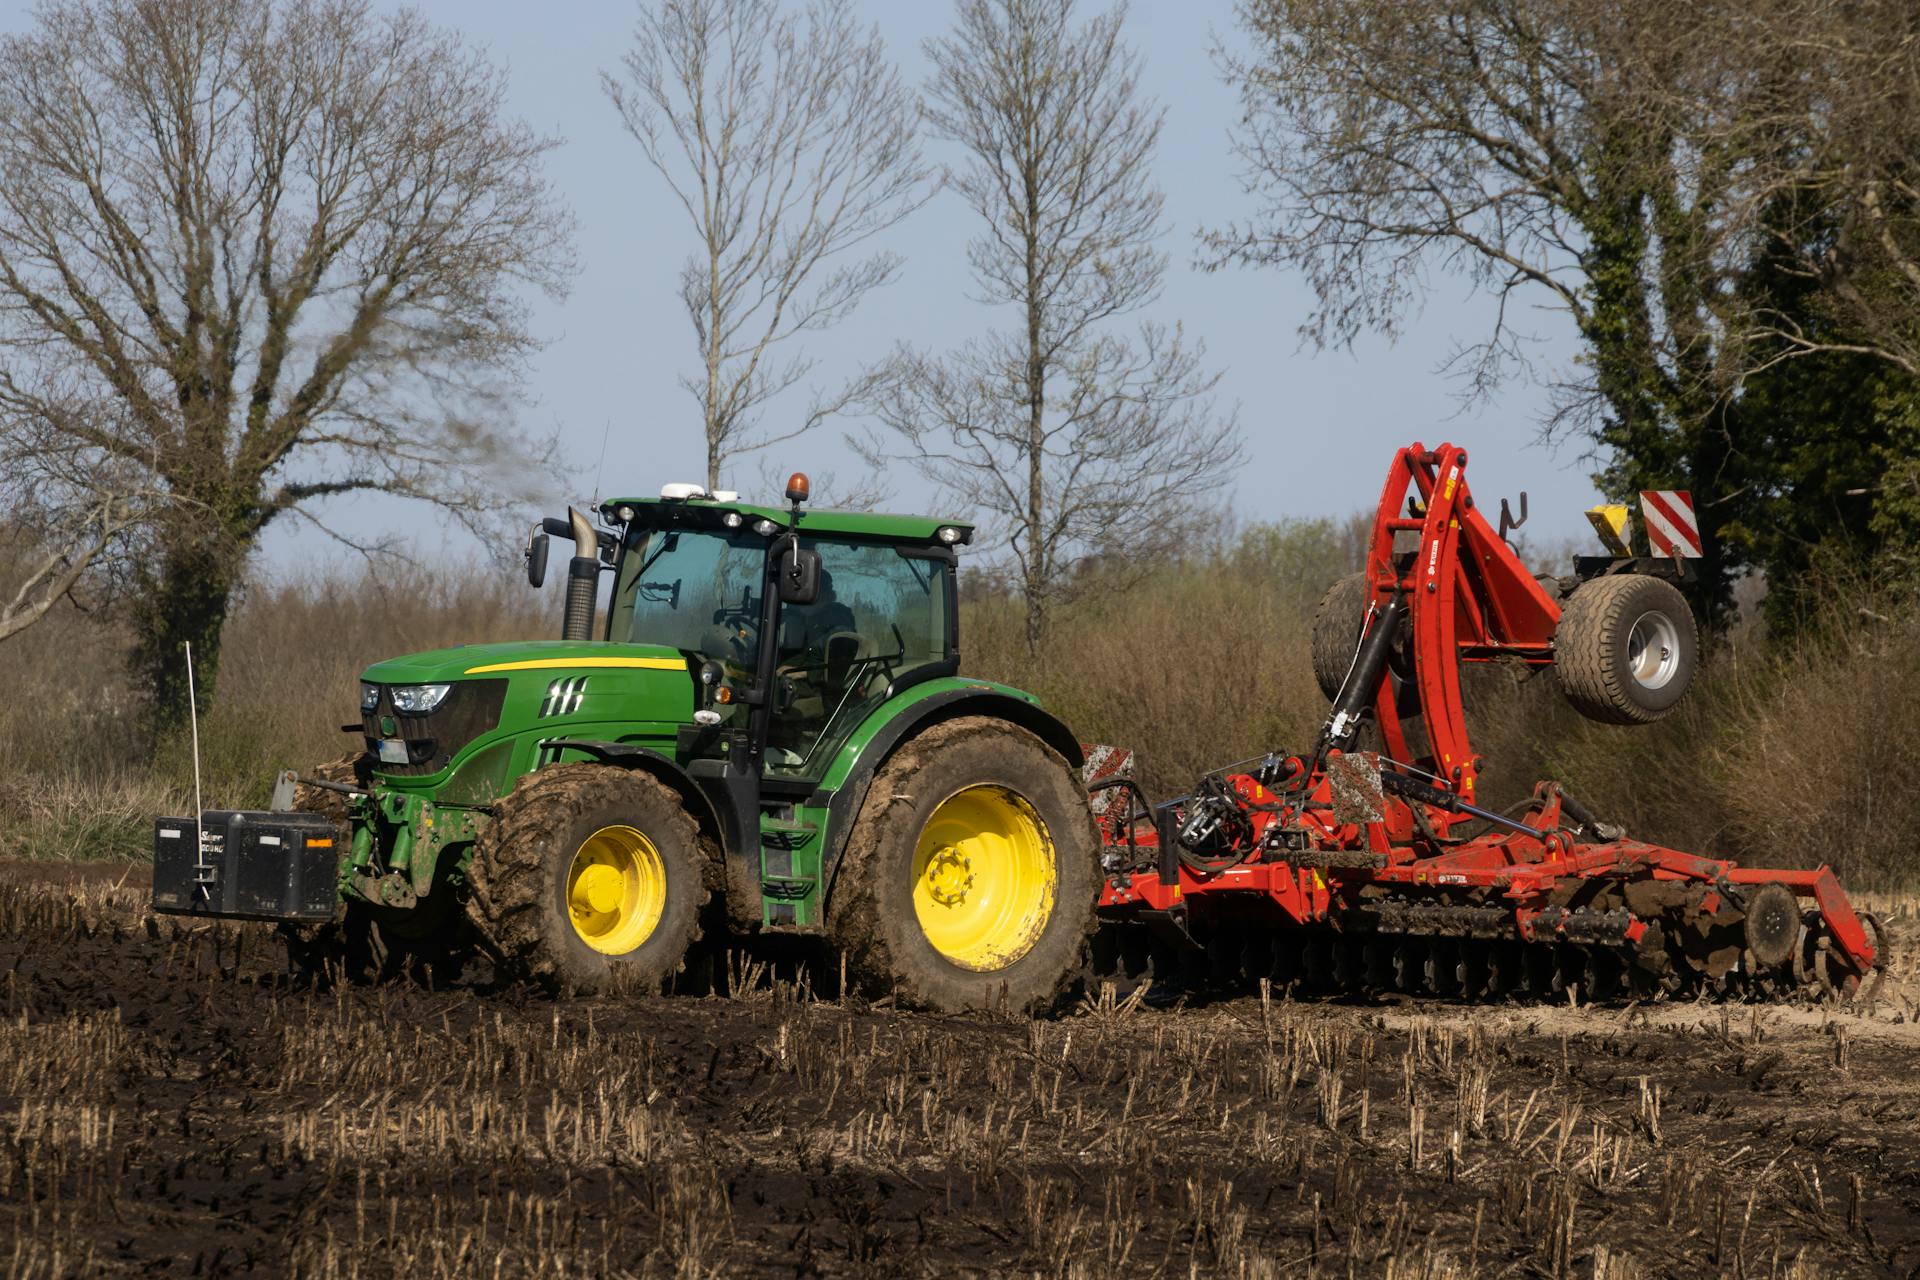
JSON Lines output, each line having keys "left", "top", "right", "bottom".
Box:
{"left": 152, "top": 474, "right": 1098, "bottom": 1011}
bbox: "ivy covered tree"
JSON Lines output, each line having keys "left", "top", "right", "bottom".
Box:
{"left": 1215, "top": 0, "right": 1920, "bottom": 620}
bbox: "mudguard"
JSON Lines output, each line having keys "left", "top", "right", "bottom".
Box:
{"left": 808, "top": 685, "right": 1084, "bottom": 907}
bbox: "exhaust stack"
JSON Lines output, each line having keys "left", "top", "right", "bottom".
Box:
{"left": 561, "top": 506, "right": 598, "bottom": 641}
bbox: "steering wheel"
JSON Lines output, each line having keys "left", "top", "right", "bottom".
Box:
{"left": 709, "top": 587, "right": 760, "bottom": 662}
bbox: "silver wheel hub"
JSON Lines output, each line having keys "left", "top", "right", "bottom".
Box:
{"left": 1626, "top": 610, "right": 1680, "bottom": 689}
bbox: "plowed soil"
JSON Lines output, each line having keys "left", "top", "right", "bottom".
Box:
{"left": 3, "top": 860, "right": 1918, "bottom": 1278}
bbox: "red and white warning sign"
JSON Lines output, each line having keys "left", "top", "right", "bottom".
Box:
{"left": 1639, "top": 490, "right": 1702, "bottom": 559}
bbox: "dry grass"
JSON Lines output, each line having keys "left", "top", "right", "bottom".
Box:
{"left": 1, "top": 522, "right": 1916, "bottom": 888}
{"left": 0, "top": 561, "right": 546, "bottom": 858}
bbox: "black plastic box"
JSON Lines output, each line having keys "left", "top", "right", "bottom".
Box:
{"left": 152, "top": 810, "right": 343, "bottom": 921}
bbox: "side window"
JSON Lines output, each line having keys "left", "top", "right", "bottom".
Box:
{"left": 767, "top": 542, "right": 951, "bottom": 775}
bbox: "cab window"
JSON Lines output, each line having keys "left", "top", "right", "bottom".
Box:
{"left": 608, "top": 526, "right": 766, "bottom": 684}
{"left": 766, "top": 541, "right": 951, "bottom": 775}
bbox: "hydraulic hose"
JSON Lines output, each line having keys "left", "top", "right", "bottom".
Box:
{"left": 1317, "top": 595, "right": 1406, "bottom": 756}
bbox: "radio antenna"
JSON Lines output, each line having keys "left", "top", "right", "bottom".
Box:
{"left": 590, "top": 419, "right": 612, "bottom": 508}
{"left": 185, "top": 642, "right": 206, "bottom": 843}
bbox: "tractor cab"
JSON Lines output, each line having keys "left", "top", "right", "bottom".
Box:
{"left": 596, "top": 474, "right": 966, "bottom": 783}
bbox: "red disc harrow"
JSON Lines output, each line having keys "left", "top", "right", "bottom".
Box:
{"left": 1087, "top": 443, "right": 1887, "bottom": 1003}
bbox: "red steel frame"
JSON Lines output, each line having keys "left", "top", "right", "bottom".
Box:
{"left": 1096, "top": 442, "right": 1879, "bottom": 977}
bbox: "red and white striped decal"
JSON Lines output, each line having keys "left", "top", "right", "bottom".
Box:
{"left": 1639, "top": 490, "right": 1702, "bottom": 558}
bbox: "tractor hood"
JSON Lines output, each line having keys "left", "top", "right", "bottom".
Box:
{"left": 360, "top": 640, "right": 689, "bottom": 685}
{"left": 355, "top": 641, "right": 699, "bottom": 787}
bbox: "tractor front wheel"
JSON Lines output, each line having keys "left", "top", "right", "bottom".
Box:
{"left": 830, "top": 717, "right": 1097, "bottom": 1013}
{"left": 466, "top": 764, "right": 706, "bottom": 994}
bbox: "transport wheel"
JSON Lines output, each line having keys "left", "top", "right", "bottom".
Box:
{"left": 1311, "top": 572, "right": 1370, "bottom": 701}
{"left": 1554, "top": 573, "right": 1698, "bottom": 724}
{"left": 829, "top": 716, "right": 1097, "bottom": 1013}
{"left": 466, "top": 764, "right": 705, "bottom": 995}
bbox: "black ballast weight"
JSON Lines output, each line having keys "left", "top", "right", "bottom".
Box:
{"left": 152, "top": 810, "right": 342, "bottom": 922}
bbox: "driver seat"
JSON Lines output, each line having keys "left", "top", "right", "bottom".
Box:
{"left": 824, "top": 631, "right": 864, "bottom": 693}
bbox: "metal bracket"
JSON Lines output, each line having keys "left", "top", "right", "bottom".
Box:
{"left": 1498, "top": 491, "right": 1529, "bottom": 542}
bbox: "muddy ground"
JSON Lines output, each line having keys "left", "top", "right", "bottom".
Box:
{"left": 3, "top": 861, "right": 1919, "bottom": 1278}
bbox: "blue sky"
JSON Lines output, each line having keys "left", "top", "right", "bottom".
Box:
{"left": 2, "top": 0, "right": 1608, "bottom": 568}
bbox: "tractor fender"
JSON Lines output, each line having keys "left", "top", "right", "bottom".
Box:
{"left": 534, "top": 738, "right": 737, "bottom": 878}
{"left": 809, "top": 690, "right": 1084, "bottom": 910}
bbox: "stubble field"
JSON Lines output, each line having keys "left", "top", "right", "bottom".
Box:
{"left": 4, "top": 862, "right": 1919, "bottom": 1279}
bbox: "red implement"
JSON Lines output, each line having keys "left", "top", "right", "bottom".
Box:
{"left": 1090, "top": 444, "right": 1885, "bottom": 1002}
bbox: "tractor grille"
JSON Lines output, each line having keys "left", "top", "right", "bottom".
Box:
{"left": 362, "top": 680, "right": 508, "bottom": 776}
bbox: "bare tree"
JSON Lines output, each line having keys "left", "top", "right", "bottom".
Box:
{"left": 865, "top": 0, "right": 1236, "bottom": 658}
{"left": 0, "top": 0, "right": 574, "bottom": 728}
{"left": 605, "top": 0, "right": 928, "bottom": 489}
{"left": 0, "top": 400, "right": 152, "bottom": 642}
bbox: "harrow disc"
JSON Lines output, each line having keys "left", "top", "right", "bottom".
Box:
{"left": 1080, "top": 886, "right": 1891, "bottom": 1009}
{"left": 1743, "top": 883, "right": 1799, "bottom": 969}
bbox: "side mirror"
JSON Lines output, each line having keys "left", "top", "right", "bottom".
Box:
{"left": 525, "top": 528, "right": 550, "bottom": 588}
{"left": 777, "top": 543, "right": 821, "bottom": 605}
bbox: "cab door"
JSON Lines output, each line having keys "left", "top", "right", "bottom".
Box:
{"left": 763, "top": 541, "right": 955, "bottom": 780}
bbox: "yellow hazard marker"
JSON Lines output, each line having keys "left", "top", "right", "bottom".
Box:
{"left": 1585, "top": 504, "right": 1631, "bottom": 556}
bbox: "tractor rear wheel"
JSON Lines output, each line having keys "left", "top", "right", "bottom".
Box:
{"left": 1311, "top": 572, "right": 1370, "bottom": 701}
{"left": 1555, "top": 573, "right": 1698, "bottom": 723}
{"left": 466, "top": 764, "right": 706, "bottom": 995}
{"left": 829, "top": 717, "right": 1097, "bottom": 1013}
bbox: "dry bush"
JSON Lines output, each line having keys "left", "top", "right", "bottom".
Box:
{"left": 1715, "top": 586, "right": 1920, "bottom": 888}
{"left": 964, "top": 517, "right": 1359, "bottom": 796}
{"left": 0, "top": 559, "right": 549, "bottom": 858}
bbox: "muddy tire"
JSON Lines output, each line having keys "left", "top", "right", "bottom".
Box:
{"left": 1555, "top": 574, "right": 1698, "bottom": 724}
{"left": 1311, "top": 573, "right": 1370, "bottom": 701}
{"left": 466, "top": 764, "right": 706, "bottom": 995}
{"left": 828, "top": 717, "right": 1097, "bottom": 1014}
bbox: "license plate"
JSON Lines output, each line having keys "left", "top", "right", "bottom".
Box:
{"left": 377, "top": 738, "right": 409, "bottom": 764}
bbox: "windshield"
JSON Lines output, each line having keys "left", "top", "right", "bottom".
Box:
{"left": 608, "top": 527, "right": 765, "bottom": 681}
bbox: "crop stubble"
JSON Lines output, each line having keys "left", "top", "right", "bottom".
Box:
{"left": 1, "top": 862, "right": 1917, "bottom": 1278}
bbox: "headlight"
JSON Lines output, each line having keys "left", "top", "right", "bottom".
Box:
{"left": 360, "top": 682, "right": 380, "bottom": 713}
{"left": 390, "top": 684, "right": 453, "bottom": 714}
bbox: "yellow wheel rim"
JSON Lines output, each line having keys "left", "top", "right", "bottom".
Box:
{"left": 566, "top": 825, "right": 667, "bottom": 955}
{"left": 912, "top": 785, "right": 1056, "bottom": 971}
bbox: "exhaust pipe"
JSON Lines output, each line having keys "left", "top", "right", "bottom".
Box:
{"left": 562, "top": 506, "right": 598, "bottom": 641}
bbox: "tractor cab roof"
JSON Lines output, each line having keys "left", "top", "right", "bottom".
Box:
{"left": 598, "top": 494, "right": 974, "bottom": 546}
